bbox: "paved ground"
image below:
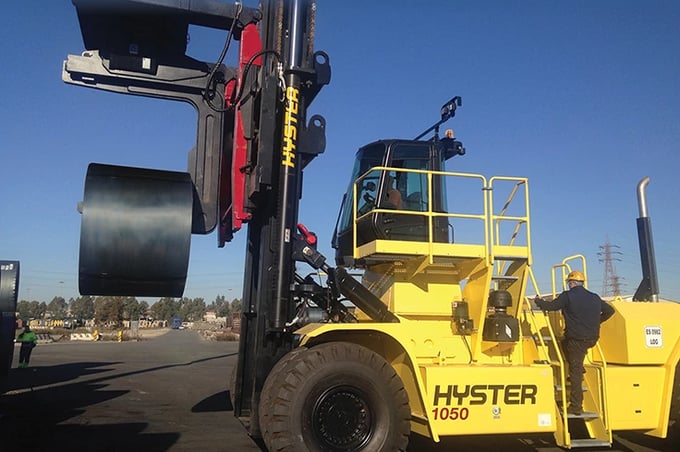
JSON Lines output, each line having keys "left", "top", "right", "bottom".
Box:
{"left": 1, "top": 330, "right": 261, "bottom": 452}
{"left": 1, "top": 330, "right": 678, "bottom": 451}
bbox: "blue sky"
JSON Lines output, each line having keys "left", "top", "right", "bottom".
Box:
{"left": 1, "top": 1, "right": 679, "bottom": 304}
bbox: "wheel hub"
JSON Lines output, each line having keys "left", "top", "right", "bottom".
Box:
{"left": 313, "top": 386, "right": 372, "bottom": 450}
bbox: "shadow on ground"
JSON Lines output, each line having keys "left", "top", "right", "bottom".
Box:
{"left": 0, "top": 362, "right": 177, "bottom": 451}
{"left": 192, "top": 390, "right": 232, "bottom": 413}
{"left": 0, "top": 361, "right": 182, "bottom": 451}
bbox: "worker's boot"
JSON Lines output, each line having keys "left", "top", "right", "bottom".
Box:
{"left": 567, "top": 405, "right": 583, "bottom": 416}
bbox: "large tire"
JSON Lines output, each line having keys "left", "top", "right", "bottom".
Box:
{"left": 258, "top": 347, "right": 308, "bottom": 417}
{"left": 259, "top": 342, "right": 411, "bottom": 452}
{"left": 670, "top": 361, "right": 680, "bottom": 433}
{"left": 229, "top": 364, "right": 237, "bottom": 409}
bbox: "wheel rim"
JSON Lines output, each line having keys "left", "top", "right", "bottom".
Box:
{"left": 312, "top": 385, "right": 373, "bottom": 450}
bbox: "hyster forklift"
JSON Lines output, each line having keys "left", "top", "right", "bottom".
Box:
{"left": 63, "top": 0, "right": 680, "bottom": 450}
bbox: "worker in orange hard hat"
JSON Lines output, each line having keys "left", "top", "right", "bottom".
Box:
{"left": 534, "top": 270, "right": 614, "bottom": 416}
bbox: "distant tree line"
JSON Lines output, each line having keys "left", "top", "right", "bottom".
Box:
{"left": 16, "top": 294, "right": 242, "bottom": 326}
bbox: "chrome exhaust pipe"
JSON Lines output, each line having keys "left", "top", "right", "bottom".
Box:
{"left": 633, "top": 177, "right": 659, "bottom": 301}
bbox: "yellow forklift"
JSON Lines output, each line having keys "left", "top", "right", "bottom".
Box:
{"left": 257, "top": 99, "right": 680, "bottom": 449}
{"left": 62, "top": 1, "right": 679, "bottom": 450}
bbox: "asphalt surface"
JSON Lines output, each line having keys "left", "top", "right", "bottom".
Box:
{"left": 1, "top": 330, "right": 260, "bottom": 452}
{"left": 1, "top": 330, "right": 678, "bottom": 452}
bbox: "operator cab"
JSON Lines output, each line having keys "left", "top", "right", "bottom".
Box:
{"left": 333, "top": 131, "right": 465, "bottom": 267}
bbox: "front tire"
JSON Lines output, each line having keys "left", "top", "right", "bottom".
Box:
{"left": 259, "top": 341, "right": 411, "bottom": 451}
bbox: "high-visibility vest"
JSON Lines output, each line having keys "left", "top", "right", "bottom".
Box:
{"left": 18, "top": 331, "right": 37, "bottom": 345}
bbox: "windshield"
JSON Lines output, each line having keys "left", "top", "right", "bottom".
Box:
{"left": 335, "top": 143, "right": 386, "bottom": 236}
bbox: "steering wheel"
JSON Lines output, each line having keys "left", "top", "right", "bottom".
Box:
{"left": 357, "top": 192, "right": 375, "bottom": 216}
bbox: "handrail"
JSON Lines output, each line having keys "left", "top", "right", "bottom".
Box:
{"left": 351, "top": 169, "right": 532, "bottom": 267}
{"left": 551, "top": 263, "right": 570, "bottom": 299}
{"left": 491, "top": 179, "right": 526, "bottom": 247}
{"left": 488, "top": 177, "right": 531, "bottom": 266}
{"left": 552, "top": 255, "right": 589, "bottom": 295}
{"left": 352, "top": 166, "right": 489, "bottom": 261}
{"left": 562, "top": 254, "right": 588, "bottom": 290}
{"left": 521, "top": 302, "right": 551, "bottom": 363}
{"left": 526, "top": 265, "right": 541, "bottom": 298}
{"left": 525, "top": 268, "right": 564, "bottom": 367}
{"left": 527, "top": 267, "right": 570, "bottom": 446}
{"left": 587, "top": 342, "right": 611, "bottom": 441}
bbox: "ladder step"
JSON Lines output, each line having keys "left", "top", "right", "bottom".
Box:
{"left": 534, "top": 335, "right": 555, "bottom": 343}
{"left": 493, "top": 255, "right": 527, "bottom": 261}
{"left": 570, "top": 439, "right": 611, "bottom": 448}
{"left": 555, "top": 384, "right": 588, "bottom": 392}
{"left": 565, "top": 410, "right": 599, "bottom": 420}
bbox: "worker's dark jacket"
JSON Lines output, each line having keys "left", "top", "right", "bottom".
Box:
{"left": 536, "top": 286, "right": 615, "bottom": 340}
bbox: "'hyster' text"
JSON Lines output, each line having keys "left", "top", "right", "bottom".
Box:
{"left": 433, "top": 384, "right": 538, "bottom": 406}
{"left": 281, "top": 86, "right": 299, "bottom": 168}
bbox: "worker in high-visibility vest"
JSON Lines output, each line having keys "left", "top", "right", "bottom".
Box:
{"left": 17, "top": 325, "right": 38, "bottom": 369}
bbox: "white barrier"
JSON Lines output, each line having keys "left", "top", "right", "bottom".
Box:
{"left": 70, "top": 333, "right": 94, "bottom": 341}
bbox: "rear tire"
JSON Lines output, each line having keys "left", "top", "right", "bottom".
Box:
{"left": 670, "top": 361, "right": 680, "bottom": 432}
{"left": 229, "top": 365, "right": 237, "bottom": 409}
{"left": 259, "top": 342, "right": 411, "bottom": 451}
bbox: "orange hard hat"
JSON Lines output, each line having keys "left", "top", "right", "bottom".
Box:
{"left": 566, "top": 270, "right": 585, "bottom": 282}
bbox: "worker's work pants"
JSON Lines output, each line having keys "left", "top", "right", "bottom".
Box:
{"left": 19, "top": 343, "right": 34, "bottom": 366}
{"left": 562, "top": 337, "right": 597, "bottom": 409}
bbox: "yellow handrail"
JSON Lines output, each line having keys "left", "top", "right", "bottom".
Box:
{"left": 492, "top": 179, "right": 526, "bottom": 248}
{"left": 527, "top": 266, "right": 570, "bottom": 446}
{"left": 488, "top": 176, "right": 532, "bottom": 266}
{"left": 352, "top": 166, "right": 489, "bottom": 261}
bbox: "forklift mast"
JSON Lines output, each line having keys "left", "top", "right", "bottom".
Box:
{"left": 231, "top": 0, "right": 330, "bottom": 430}
{"left": 63, "top": 0, "right": 330, "bottom": 435}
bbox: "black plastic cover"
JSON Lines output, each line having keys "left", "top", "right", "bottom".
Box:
{"left": 73, "top": 0, "right": 261, "bottom": 55}
{"left": 0, "top": 260, "right": 19, "bottom": 377}
{"left": 482, "top": 315, "right": 519, "bottom": 342}
{"left": 0, "top": 261, "right": 19, "bottom": 313}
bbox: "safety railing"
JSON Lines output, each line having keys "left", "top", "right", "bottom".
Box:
{"left": 351, "top": 169, "right": 534, "bottom": 262}
{"left": 488, "top": 177, "right": 531, "bottom": 262}
{"left": 551, "top": 254, "right": 589, "bottom": 296}
{"left": 523, "top": 268, "right": 559, "bottom": 361}
{"left": 586, "top": 343, "right": 611, "bottom": 442}
{"left": 523, "top": 266, "right": 572, "bottom": 445}
{"left": 548, "top": 255, "right": 610, "bottom": 445}
{"left": 352, "top": 167, "right": 490, "bottom": 263}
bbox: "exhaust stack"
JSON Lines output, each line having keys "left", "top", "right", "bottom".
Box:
{"left": 633, "top": 177, "right": 659, "bottom": 301}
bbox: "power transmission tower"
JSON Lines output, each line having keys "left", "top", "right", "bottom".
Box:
{"left": 598, "top": 239, "right": 624, "bottom": 297}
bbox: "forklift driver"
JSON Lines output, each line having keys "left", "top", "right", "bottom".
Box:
{"left": 385, "top": 174, "right": 402, "bottom": 210}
